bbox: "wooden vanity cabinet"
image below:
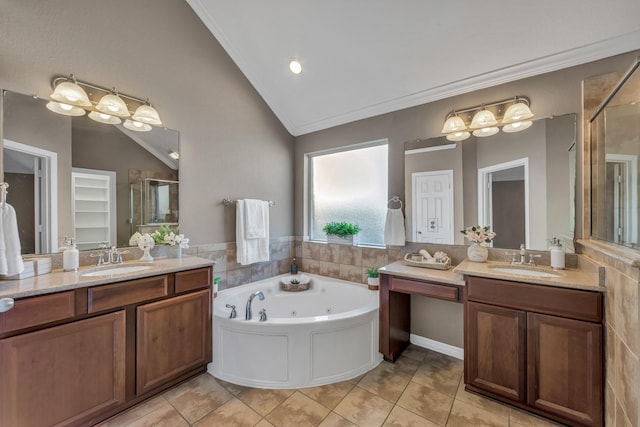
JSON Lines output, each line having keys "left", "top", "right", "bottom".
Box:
{"left": 0, "top": 266, "right": 212, "bottom": 427}
{"left": 464, "top": 276, "right": 603, "bottom": 427}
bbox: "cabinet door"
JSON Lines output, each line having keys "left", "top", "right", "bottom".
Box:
{"left": 0, "top": 311, "right": 126, "bottom": 427}
{"left": 137, "top": 289, "right": 211, "bottom": 395}
{"left": 465, "top": 301, "right": 526, "bottom": 402}
{"left": 527, "top": 313, "right": 603, "bottom": 427}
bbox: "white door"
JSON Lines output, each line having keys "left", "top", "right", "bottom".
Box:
{"left": 412, "top": 170, "right": 454, "bottom": 243}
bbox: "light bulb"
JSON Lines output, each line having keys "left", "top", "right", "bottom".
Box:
{"left": 289, "top": 60, "right": 302, "bottom": 75}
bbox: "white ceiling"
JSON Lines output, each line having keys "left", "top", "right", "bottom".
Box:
{"left": 186, "top": 1, "right": 640, "bottom": 136}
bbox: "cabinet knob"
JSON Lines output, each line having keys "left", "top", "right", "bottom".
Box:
{"left": 0, "top": 297, "right": 15, "bottom": 312}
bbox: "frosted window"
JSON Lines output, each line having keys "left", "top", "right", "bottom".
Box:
{"left": 310, "top": 144, "right": 388, "bottom": 245}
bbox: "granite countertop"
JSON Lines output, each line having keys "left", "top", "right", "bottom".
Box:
{"left": 379, "top": 259, "right": 604, "bottom": 292}
{"left": 0, "top": 256, "right": 215, "bottom": 299}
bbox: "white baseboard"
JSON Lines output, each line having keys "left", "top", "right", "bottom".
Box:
{"left": 410, "top": 334, "right": 464, "bottom": 360}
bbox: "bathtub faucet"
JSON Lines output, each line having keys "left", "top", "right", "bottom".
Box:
{"left": 246, "top": 291, "right": 265, "bottom": 320}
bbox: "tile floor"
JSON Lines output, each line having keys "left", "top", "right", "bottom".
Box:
{"left": 98, "top": 345, "right": 564, "bottom": 427}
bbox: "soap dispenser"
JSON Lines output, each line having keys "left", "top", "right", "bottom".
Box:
{"left": 63, "top": 239, "right": 79, "bottom": 272}
{"left": 549, "top": 238, "right": 565, "bottom": 270}
{"left": 290, "top": 257, "right": 298, "bottom": 275}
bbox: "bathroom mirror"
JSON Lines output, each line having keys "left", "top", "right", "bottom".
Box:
{"left": 2, "top": 89, "right": 180, "bottom": 254}
{"left": 590, "top": 58, "right": 640, "bottom": 250}
{"left": 404, "top": 114, "right": 576, "bottom": 251}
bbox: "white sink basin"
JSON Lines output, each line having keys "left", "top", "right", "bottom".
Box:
{"left": 80, "top": 265, "right": 152, "bottom": 277}
{"left": 489, "top": 266, "right": 561, "bottom": 278}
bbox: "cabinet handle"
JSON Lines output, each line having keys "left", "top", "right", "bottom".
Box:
{"left": 0, "top": 297, "right": 15, "bottom": 312}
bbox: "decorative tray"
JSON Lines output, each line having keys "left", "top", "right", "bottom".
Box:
{"left": 280, "top": 274, "right": 311, "bottom": 292}
{"left": 403, "top": 253, "right": 452, "bottom": 270}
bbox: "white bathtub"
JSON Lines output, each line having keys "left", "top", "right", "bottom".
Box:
{"left": 208, "top": 273, "right": 382, "bottom": 389}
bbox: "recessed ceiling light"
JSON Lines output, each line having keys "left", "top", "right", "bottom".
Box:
{"left": 289, "top": 60, "right": 302, "bottom": 75}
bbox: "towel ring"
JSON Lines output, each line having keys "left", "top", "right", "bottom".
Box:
{"left": 387, "top": 196, "right": 403, "bottom": 209}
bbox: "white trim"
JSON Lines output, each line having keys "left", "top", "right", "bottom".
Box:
{"left": 410, "top": 334, "right": 464, "bottom": 360}
{"left": 3, "top": 139, "right": 58, "bottom": 253}
{"left": 405, "top": 143, "right": 456, "bottom": 155}
{"left": 412, "top": 170, "right": 454, "bottom": 244}
{"left": 183, "top": 5, "right": 640, "bottom": 136}
{"left": 605, "top": 153, "right": 638, "bottom": 244}
{"left": 478, "top": 158, "right": 529, "bottom": 248}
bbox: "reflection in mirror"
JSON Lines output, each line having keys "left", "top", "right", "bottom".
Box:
{"left": 404, "top": 114, "right": 576, "bottom": 251}
{"left": 2, "top": 90, "right": 180, "bottom": 254}
{"left": 591, "top": 58, "right": 640, "bottom": 249}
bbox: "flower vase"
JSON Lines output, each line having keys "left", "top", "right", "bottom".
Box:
{"left": 166, "top": 245, "right": 182, "bottom": 258}
{"left": 467, "top": 243, "right": 488, "bottom": 263}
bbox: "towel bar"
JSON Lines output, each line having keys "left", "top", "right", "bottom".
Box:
{"left": 223, "top": 198, "right": 275, "bottom": 207}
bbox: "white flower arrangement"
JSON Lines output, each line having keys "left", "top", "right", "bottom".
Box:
{"left": 131, "top": 225, "right": 189, "bottom": 249}
{"left": 460, "top": 225, "right": 496, "bottom": 246}
{"left": 129, "top": 232, "right": 155, "bottom": 250}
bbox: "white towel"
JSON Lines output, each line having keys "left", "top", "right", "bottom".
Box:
{"left": 0, "top": 204, "right": 24, "bottom": 276}
{"left": 244, "top": 199, "right": 267, "bottom": 239}
{"left": 384, "top": 208, "right": 406, "bottom": 246}
{"left": 236, "top": 199, "right": 270, "bottom": 265}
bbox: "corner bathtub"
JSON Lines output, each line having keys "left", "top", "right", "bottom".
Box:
{"left": 208, "top": 273, "right": 382, "bottom": 389}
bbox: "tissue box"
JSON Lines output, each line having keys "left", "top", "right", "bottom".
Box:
{"left": 31, "top": 257, "right": 52, "bottom": 275}
{"left": 0, "top": 260, "right": 35, "bottom": 280}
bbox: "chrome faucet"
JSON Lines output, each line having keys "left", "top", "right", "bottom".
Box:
{"left": 518, "top": 244, "right": 526, "bottom": 264}
{"left": 508, "top": 244, "right": 540, "bottom": 266}
{"left": 245, "top": 291, "right": 265, "bottom": 320}
{"left": 107, "top": 246, "right": 124, "bottom": 264}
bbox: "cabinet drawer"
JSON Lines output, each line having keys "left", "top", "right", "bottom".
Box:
{"left": 175, "top": 267, "right": 212, "bottom": 293}
{"left": 88, "top": 275, "right": 169, "bottom": 313}
{"left": 0, "top": 291, "right": 75, "bottom": 334}
{"left": 466, "top": 276, "right": 602, "bottom": 322}
{"left": 389, "top": 276, "right": 459, "bottom": 302}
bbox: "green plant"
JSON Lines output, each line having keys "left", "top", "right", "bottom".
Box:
{"left": 322, "top": 221, "right": 361, "bottom": 238}
{"left": 366, "top": 267, "right": 379, "bottom": 278}
{"left": 289, "top": 279, "right": 301, "bottom": 285}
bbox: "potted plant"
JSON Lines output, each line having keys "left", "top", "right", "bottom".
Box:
{"left": 460, "top": 225, "right": 495, "bottom": 263}
{"left": 366, "top": 267, "right": 379, "bottom": 290}
{"left": 323, "top": 221, "right": 361, "bottom": 245}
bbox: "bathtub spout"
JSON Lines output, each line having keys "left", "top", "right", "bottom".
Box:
{"left": 246, "top": 291, "right": 265, "bottom": 320}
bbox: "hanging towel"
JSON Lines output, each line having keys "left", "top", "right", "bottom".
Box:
{"left": 0, "top": 204, "right": 24, "bottom": 276}
{"left": 244, "top": 199, "right": 267, "bottom": 239}
{"left": 384, "top": 208, "right": 406, "bottom": 246}
{"left": 236, "top": 199, "right": 270, "bottom": 265}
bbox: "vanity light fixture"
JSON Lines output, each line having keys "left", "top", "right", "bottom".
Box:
{"left": 440, "top": 96, "right": 534, "bottom": 141}
{"left": 46, "top": 75, "right": 163, "bottom": 132}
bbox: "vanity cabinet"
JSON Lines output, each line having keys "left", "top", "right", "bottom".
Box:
{"left": 464, "top": 276, "right": 603, "bottom": 427}
{"left": 0, "top": 265, "right": 212, "bottom": 427}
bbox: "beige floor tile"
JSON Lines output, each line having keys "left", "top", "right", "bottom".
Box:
{"left": 396, "top": 381, "right": 453, "bottom": 425}
{"left": 265, "top": 391, "right": 330, "bottom": 427}
{"left": 412, "top": 354, "right": 463, "bottom": 397}
{"left": 401, "top": 345, "right": 428, "bottom": 362}
{"left": 193, "top": 397, "right": 262, "bottom": 427}
{"left": 382, "top": 405, "right": 440, "bottom": 427}
{"left": 357, "top": 363, "right": 411, "bottom": 403}
{"left": 256, "top": 419, "right": 275, "bottom": 427}
{"left": 238, "top": 388, "right": 296, "bottom": 417}
{"left": 127, "top": 403, "right": 189, "bottom": 427}
{"left": 446, "top": 399, "right": 508, "bottom": 427}
{"left": 216, "top": 377, "right": 254, "bottom": 396}
{"left": 333, "top": 386, "right": 394, "bottom": 427}
{"left": 163, "top": 374, "right": 234, "bottom": 423}
{"left": 509, "top": 408, "right": 565, "bottom": 426}
{"left": 454, "top": 380, "right": 510, "bottom": 417}
{"left": 97, "top": 396, "right": 168, "bottom": 426}
{"left": 299, "top": 380, "right": 355, "bottom": 409}
{"left": 348, "top": 373, "right": 366, "bottom": 385}
{"left": 318, "top": 412, "right": 356, "bottom": 427}
{"left": 385, "top": 355, "right": 422, "bottom": 378}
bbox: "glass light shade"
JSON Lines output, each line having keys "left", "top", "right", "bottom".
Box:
{"left": 45, "top": 101, "right": 85, "bottom": 116}
{"left": 441, "top": 115, "right": 467, "bottom": 133}
{"left": 96, "top": 94, "right": 130, "bottom": 118}
{"left": 446, "top": 131, "right": 471, "bottom": 142}
{"left": 502, "top": 102, "right": 534, "bottom": 123}
{"left": 132, "top": 104, "right": 162, "bottom": 125}
{"left": 470, "top": 110, "right": 497, "bottom": 129}
{"left": 88, "top": 111, "right": 122, "bottom": 124}
{"left": 123, "top": 119, "right": 152, "bottom": 132}
{"left": 472, "top": 126, "right": 499, "bottom": 137}
{"left": 502, "top": 120, "right": 533, "bottom": 133}
{"left": 50, "top": 81, "right": 91, "bottom": 107}
{"left": 289, "top": 60, "right": 302, "bottom": 74}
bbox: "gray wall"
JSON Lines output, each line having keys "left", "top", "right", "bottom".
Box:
{"left": 0, "top": 0, "right": 294, "bottom": 245}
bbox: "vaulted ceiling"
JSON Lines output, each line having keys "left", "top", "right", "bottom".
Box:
{"left": 187, "top": 1, "right": 640, "bottom": 136}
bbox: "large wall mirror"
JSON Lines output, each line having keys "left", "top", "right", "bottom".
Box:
{"left": 591, "top": 58, "right": 640, "bottom": 249}
{"left": 404, "top": 113, "right": 576, "bottom": 251}
{"left": 2, "top": 90, "right": 180, "bottom": 254}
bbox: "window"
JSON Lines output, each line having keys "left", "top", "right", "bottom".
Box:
{"left": 308, "top": 141, "right": 388, "bottom": 246}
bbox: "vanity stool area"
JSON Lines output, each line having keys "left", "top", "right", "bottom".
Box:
{"left": 0, "top": 257, "right": 213, "bottom": 427}
{"left": 379, "top": 259, "right": 605, "bottom": 427}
